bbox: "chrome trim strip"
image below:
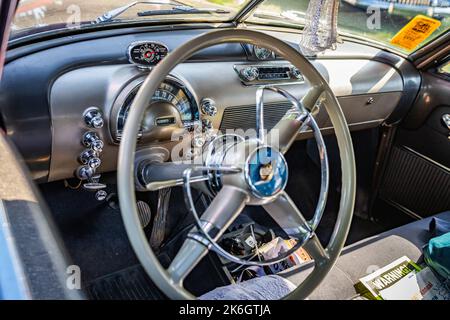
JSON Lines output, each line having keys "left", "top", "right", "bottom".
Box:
{"left": 298, "top": 119, "right": 385, "bottom": 135}
{"left": 382, "top": 198, "right": 423, "bottom": 221}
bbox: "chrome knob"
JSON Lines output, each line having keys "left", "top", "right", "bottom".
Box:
{"left": 84, "top": 107, "right": 104, "bottom": 129}
{"left": 200, "top": 98, "right": 217, "bottom": 116}
{"left": 79, "top": 149, "right": 97, "bottom": 165}
{"left": 442, "top": 114, "right": 450, "bottom": 130}
{"left": 76, "top": 165, "right": 95, "bottom": 180}
{"left": 290, "top": 67, "right": 303, "bottom": 80}
{"left": 91, "top": 140, "right": 104, "bottom": 153}
{"left": 90, "top": 116, "right": 104, "bottom": 129}
{"left": 82, "top": 131, "right": 104, "bottom": 152}
{"left": 95, "top": 190, "right": 108, "bottom": 201}
{"left": 202, "top": 119, "right": 212, "bottom": 131}
{"left": 240, "top": 66, "right": 259, "bottom": 82}
{"left": 88, "top": 157, "right": 101, "bottom": 169}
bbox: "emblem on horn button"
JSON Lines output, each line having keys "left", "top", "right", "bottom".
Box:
{"left": 245, "top": 146, "right": 288, "bottom": 198}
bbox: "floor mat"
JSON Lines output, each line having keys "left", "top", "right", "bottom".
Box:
{"left": 87, "top": 264, "right": 166, "bottom": 300}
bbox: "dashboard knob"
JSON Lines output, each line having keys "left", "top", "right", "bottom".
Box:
{"left": 95, "top": 190, "right": 108, "bottom": 201}
{"left": 90, "top": 116, "right": 104, "bottom": 129}
{"left": 240, "top": 66, "right": 259, "bottom": 82}
{"left": 79, "top": 149, "right": 98, "bottom": 164}
{"left": 84, "top": 107, "right": 104, "bottom": 129}
{"left": 88, "top": 157, "right": 102, "bottom": 169}
{"left": 200, "top": 98, "right": 217, "bottom": 117}
{"left": 202, "top": 119, "right": 213, "bottom": 131}
{"left": 290, "top": 67, "right": 303, "bottom": 80}
{"left": 76, "top": 165, "right": 95, "bottom": 181}
{"left": 91, "top": 139, "right": 104, "bottom": 153}
{"left": 82, "top": 131, "right": 104, "bottom": 152}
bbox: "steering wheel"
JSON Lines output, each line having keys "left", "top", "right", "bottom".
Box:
{"left": 117, "top": 29, "right": 356, "bottom": 300}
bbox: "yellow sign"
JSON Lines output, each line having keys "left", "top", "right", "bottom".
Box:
{"left": 390, "top": 15, "right": 441, "bottom": 51}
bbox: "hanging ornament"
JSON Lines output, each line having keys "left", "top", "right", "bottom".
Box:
{"left": 299, "top": 0, "right": 341, "bottom": 55}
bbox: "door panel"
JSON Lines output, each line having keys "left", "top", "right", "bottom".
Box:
{"left": 377, "top": 67, "right": 450, "bottom": 219}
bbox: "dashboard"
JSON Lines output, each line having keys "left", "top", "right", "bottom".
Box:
{"left": 0, "top": 25, "right": 421, "bottom": 183}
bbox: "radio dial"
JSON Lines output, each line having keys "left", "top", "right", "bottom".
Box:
{"left": 290, "top": 67, "right": 303, "bottom": 80}
{"left": 241, "top": 67, "right": 259, "bottom": 82}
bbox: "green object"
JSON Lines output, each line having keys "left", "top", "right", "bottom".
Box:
{"left": 424, "top": 232, "right": 450, "bottom": 281}
{"left": 354, "top": 256, "right": 422, "bottom": 300}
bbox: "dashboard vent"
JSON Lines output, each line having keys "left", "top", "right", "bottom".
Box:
{"left": 219, "top": 102, "right": 292, "bottom": 132}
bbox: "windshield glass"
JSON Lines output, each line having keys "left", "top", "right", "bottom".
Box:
{"left": 11, "top": 0, "right": 249, "bottom": 39}
{"left": 248, "top": 0, "right": 450, "bottom": 54}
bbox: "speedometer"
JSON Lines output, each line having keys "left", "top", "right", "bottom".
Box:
{"left": 151, "top": 82, "right": 194, "bottom": 122}
{"left": 128, "top": 41, "right": 169, "bottom": 68}
{"left": 114, "top": 77, "right": 199, "bottom": 142}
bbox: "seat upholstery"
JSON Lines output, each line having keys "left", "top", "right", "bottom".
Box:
{"left": 280, "top": 211, "right": 450, "bottom": 300}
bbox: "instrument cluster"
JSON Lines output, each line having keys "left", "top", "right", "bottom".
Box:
{"left": 112, "top": 76, "right": 200, "bottom": 142}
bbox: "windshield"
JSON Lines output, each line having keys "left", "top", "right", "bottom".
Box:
{"left": 11, "top": 0, "right": 250, "bottom": 39}
{"left": 11, "top": 0, "right": 450, "bottom": 54}
{"left": 248, "top": 0, "right": 449, "bottom": 53}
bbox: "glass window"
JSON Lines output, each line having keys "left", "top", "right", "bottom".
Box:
{"left": 247, "top": 0, "right": 450, "bottom": 54}
{"left": 11, "top": 0, "right": 250, "bottom": 40}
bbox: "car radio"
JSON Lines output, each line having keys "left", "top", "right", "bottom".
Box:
{"left": 234, "top": 64, "right": 304, "bottom": 85}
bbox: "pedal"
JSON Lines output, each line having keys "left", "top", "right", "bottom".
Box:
{"left": 137, "top": 200, "right": 152, "bottom": 228}
{"left": 150, "top": 188, "right": 171, "bottom": 249}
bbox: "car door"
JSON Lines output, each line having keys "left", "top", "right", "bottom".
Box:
{"left": 373, "top": 32, "right": 450, "bottom": 223}
{"left": 0, "top": 0, "right": 82, "bottom": 300}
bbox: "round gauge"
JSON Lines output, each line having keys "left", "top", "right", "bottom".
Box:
{"left": 116, "top": 78, "right": 199, "bottom": 140}
{"left": 254, "top": 45, "right": 274, "bottom": 60}
{"left": 128, "top": 42, "right": 169, "bottom": 67}
{"left": 151, "top": 81, "right": 194, "bottom": 122}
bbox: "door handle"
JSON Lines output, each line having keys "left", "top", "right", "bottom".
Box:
{"left": 442, "top": 114, "right": 450, "bottom": 140}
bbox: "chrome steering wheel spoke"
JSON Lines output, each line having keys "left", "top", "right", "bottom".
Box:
{"left": 264, "top": 86, "right": 324, "bottom": 154}
{"left": 303, "top": 233, "right": 329, "bottom": 265}
{"left": 168, "top": 185, "right": 248, "bottom": 285}
{"left": 263, "top": 191, "right": 312, "bottom": 240}
{"left": 262, "top": 192, "right": 330, "bottom": 268}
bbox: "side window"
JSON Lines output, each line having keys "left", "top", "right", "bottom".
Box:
{"left": 437, "top": 60, "right": 450, "bottom": 77}
{"left": 431, "top": 59, "right": 450, "bottom": 81}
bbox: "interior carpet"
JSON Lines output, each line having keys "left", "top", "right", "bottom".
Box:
{"left": 87, "top": 264, "right": 166, "bottom": 300}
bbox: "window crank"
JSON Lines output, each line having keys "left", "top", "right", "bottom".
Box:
{"left": 442, "top": 114, "right": 450, "bottom": 140}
